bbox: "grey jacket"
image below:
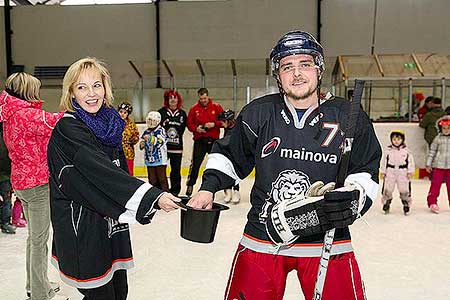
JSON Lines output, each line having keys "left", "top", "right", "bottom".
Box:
{"left": 426, "top": 134, "right": 450, "bottom": 169}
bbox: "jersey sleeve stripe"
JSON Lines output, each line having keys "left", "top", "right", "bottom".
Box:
{"left": 119, "top": 182, "right": 156, "bottom": 224}
{"left": 205, "top": 153, "right": 241, "bottom": 185}
{"left": 242, "top": 120, "right": 258, "bottom": 137}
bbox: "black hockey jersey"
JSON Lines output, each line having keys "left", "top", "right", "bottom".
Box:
{"left": 158, "top": 107, "right": 187, "bottom": 153}
{"left": 47, "top": 114, "right": 163, "bottom": 289}
{"left": 201, "top": 93, "right": 381, "bottom": 257}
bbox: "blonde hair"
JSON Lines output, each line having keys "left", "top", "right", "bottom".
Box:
{"left": 5, "top": 72, "right": 41, "bottom": 101}
{"left": 60, "top": 57, "right": 114, "bottom": 112}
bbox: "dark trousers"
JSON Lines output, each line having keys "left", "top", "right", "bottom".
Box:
{"left": 147, "top": 165, "right": 169, "bottom": 192}
{"left": 78, "top": 270, "right": 128, "bottom": 300}
{"left": 0, "top": 179, "right": 12, "bottom": 225}
{"left": 187, "top": 138, "right": 214, "bottom": 187}
{"left": 168, "top": 152, "right": 182, "bottom": 196}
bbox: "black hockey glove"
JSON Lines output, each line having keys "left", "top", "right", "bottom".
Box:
{"left": 265, "top": 181, "right": 333, "bottom": 244}
{"left": 265, "top": 181, "right": 366, "bottom": 245}
{"left": 322, "top": 188, "right": 360, "bottom": 229}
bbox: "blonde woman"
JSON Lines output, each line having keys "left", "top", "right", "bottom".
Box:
{"left": 0, "top": 72, "right": 64, "bottom": 300}
{"left": 47, "top": 57, "right": 181, "bottom": 300}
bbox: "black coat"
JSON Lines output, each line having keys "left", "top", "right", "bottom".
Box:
{"left": 0, "top": 123, "right": 11, "bottom": 178}
{"left": 47, "top": 113, "right": 163, "bottom": 289}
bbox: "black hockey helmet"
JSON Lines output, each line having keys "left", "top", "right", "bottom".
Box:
{"left": 218, "top": 109, "right": 235, "bottom": 121}
{"left": 118, "top": 101, "right": 133, "bottom": 114}
{"left": 270, "top": 30, "right": 324, "bottom": 77}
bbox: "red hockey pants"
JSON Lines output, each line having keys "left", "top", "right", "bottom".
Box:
{"left": 224, "top": 245, "right": 366, "bottom": 300}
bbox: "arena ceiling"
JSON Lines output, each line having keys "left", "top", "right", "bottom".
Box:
{"left": 0, "top": 0, "right": 220, "bottom": 5}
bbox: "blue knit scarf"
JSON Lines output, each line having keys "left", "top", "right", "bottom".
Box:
{"left": 72, "top": 99, "right": 125, "bottom": 148}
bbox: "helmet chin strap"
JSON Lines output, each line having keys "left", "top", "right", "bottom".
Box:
{"left": 275, "top": 74, "right": 285, "bottom": 99}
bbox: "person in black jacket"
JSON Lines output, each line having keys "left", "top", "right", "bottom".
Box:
{"left": 188, "top": 31, "right": 381, "bottom": 300}
{"left": 0, "top": 123, "right": 15, "bottom": 234}
{"left": 158, "top": 90, "right": 187, "bottom": 196}
{"left": 47, "top": 57, "right": 181, "bottom": 300}
{"left": 217, "top": 109, "right": 240, "bottom": 204}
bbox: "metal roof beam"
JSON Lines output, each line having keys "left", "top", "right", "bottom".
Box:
{"left": 196, "top": 59, "right": 205, "bottom": 76}
{"left": 162, "top": 59, "right": 173, "bottom": 77}
{"left": 230, "top": 59, "right": 236, "bottom": 76}
{"left": 338, "top": 55, "right": 347, "bottom": 80}
{"left": 373, "top": 54, "right": 385, "bottom": 77}
{"left": 11, "top": 0, "right": 33, "bottom": 5}
{"left": 411, "top": 53, "right": 424, "bottom": 77}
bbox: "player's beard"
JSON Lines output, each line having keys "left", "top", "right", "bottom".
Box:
{"left": 285, "top": 84, "right": 318, "bottom": 100}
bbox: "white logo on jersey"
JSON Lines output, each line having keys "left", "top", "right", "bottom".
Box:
{"left": 280, "top": 147, "right": 338, "bottom": 164}
{"left": 167, "top": 127, "right": 180, "bottom": 144}
{"left": 309, "top": 112, "right": 324, "bottom": 126}
{"left": 259, "top": 169, "right": 310, "bottom": 222}
{"left": 105, "top": 217, "right": 129, "bottom": 238}
{"left": 261, "top": 137, "right": 281, "bottom": 158}
{"left": 281, "top": 109, "right": 290, "bottom": 125}
{"left": 112, "top": 159, "right": 121, "bottom": 167}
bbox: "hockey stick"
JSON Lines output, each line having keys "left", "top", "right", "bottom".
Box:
{"left": 313, "top": 79, "right": 366, "bottom": 300}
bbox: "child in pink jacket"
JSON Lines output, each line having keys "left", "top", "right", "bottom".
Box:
{"left": 380, "top": 130, "right": 415, "bottom": 215}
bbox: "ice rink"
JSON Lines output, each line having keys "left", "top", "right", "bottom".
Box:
{"left": 1, "top": 178, "right": 450, "bottom": 300}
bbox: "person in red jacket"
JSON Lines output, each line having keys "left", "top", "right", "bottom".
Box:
{"left": 185, "top": 88, "right": 223, "bottom": 196}
{"left": 417, "top": 96, "right": 434, "bottom": 122}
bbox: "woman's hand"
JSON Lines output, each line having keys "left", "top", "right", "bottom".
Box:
{"left": 426, "top": 166, "right": 432, "bottom": 173}
{"left": 157, "top": 192, "right": 183, "bottom": 212}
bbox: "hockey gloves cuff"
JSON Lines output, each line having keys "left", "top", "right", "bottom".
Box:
{"left": 265, "top": 181, "right": 332, "bottom": 244}
{"left": 266, "top": 180, "right": 366, "bottom": 245}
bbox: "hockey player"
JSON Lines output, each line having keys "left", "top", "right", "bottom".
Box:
{"left": 47, "top": 58, "right": 181, "bottom": 300}
{"left": 380, "top": 130, "right": 415, "bottom": 215}
{"left": 188, "top": 31, "right": 381, "bottom": 300}
{"left": 217, "top": 109, "right": 240, "bottom": 204}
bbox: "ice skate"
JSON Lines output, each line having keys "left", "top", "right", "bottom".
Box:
{"left": 185, "top": 185, "right": 193, "bottom": 197}
{"left": 401, "top": 200, "right": 410, "bottom": 215}
{"left": 382, "top": 199, "right": 391, "bottom": 214}
{"left": 223, "top": 189, "right": 232, "bottom": 203}
{"left": 430, "top": 204, "right": 439, "bottom": 214}
{"left": 231, "top": 190, "right": 240, "bottom": 204}
{"left": 13, "top": 217, "right": 27, "bottom": 227}
{"left": 1, "top": 223, "right": 16, "bottom": 234}
{"left": 403, "top": 205, "right": 410, "bottom": 215}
